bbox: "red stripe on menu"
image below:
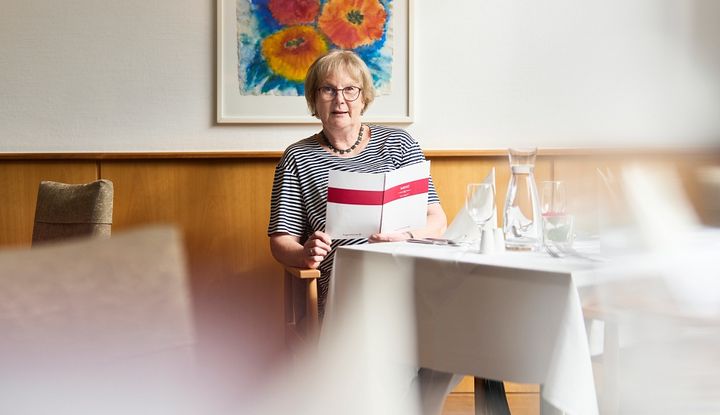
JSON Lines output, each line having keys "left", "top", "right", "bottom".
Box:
{"left": 327, "top": 188, "right": 384, "bottom": 205}
{"left": 327, "top": 178, "right": 428, "bottom": 205}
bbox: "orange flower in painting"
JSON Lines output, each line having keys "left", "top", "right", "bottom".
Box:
{"left": 268, "top": 0, "right": 320, "bottom": 25}
{"left": 262, "top": 26, "right": 328, "bottom": 82}
{"left": 318, "top": 0, "right": 388, "bottom": 49}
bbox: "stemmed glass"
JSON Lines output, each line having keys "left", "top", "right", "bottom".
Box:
{"left": 466, "top": 183, "right": 495, "bottom": 252}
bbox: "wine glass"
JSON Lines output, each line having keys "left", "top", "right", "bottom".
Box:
{"left": 466, "top": 183, "right": 495, "bottom": 252}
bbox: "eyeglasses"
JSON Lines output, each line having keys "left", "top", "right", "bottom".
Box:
{"left": 317, "top": 86, "right": 362, "bottom": 102}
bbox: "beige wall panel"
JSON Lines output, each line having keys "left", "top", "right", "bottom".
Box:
{"left": 552, "top": 156, "right": 609, "bottom": 238}
{"left": 552, "top": 154, "right": 674, "bottom": 238}
{"left": 430, "top": 157, "right": 503, "bottom": 227}
{"left": 672, "top": 154, "right": 720, "bottom": 226}
{"left": 505, "top": 382, "right": 540, "bottom": 393}
{"left": 0, "top": 161, "right": 98, "bottom": 247}
{"left": 552, "top": 153, "right": 720, "bottom": 236}
{"left": 101, "top": 159, "right": 283, "bottom": 386}
{"left": 429, "top": 156, "right": 552, "bottom": 229}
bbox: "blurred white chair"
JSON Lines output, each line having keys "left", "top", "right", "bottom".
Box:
{"left": 0, "top": 225, "right": 195, "bottom": 415}
{"left": 621, "top": 163, "right": 700, "bottom": 250}
{"left": 587, "top": 162, "right": 705, "bottom": 413}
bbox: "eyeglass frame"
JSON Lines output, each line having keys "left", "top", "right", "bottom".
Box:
{"left": 316, "top": 86, "right": 363, "bottom": 102}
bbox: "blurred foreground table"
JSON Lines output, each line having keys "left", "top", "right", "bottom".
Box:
{"left": 322, "top": 241, "right": 599, "bottom": 415}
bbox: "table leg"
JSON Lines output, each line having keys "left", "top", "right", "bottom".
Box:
{"left": 474, "top": 377, "right": 510, "bottom": 415}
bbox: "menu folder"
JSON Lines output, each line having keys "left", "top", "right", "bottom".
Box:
{"left": 326, "top": 161, "right": 430, "bottom": 239}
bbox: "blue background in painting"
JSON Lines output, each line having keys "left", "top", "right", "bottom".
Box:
{"left": 239, "top": 0, "right": 393, "bottom": 95}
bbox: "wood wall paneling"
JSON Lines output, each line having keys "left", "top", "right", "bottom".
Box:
{"left": 429, "top": 156, "right": 553, "bottom": 228}
{"left": 430, "top": 157, "right": 502, "bottom": 227}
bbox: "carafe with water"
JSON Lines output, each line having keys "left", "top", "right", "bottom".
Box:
{"left": 503, "top": 148, "right": 543, "bottom": 250}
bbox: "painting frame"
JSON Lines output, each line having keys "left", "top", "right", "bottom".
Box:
{"left": 216, "top": 0, "right": 413, "bottom": 124}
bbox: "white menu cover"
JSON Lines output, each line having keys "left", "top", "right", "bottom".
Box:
{"left": 326, "top": 161, "right": 430, "bottom": 239}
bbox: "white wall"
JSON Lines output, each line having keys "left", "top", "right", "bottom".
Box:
{"left": 1, "top": 0, "right": 719, "bottom": 152}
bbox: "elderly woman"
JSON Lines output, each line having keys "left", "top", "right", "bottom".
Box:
{"left": 268, "top": 50, "right": 509, "bottom": 415}
{"left": 268, "top": 49, "right": 447, "bottom": 314}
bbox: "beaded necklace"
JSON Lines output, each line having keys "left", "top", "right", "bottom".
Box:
{"left": 321, "top": 125, "right": 364, "bottom": 155}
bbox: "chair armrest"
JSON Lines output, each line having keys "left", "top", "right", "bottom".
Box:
{"left": 284, "top": 266, "right": 321, "bottom": 347}
{"left": 284, "top": 266, "right": 321, "bottom": 280}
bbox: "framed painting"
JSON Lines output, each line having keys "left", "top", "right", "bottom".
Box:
{"left": 217, "top": 0, "right": 413, "bottom": 124}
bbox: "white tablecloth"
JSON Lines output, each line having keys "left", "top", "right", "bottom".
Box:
{"left": 322, "top": 242, "right": 599, "bottom": 415}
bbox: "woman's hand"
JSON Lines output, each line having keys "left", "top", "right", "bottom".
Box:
{"left": 368, "top": 231, "right": 413, "bottom": 243}
{"left": 269, "top": 231, "right": 332, "bottom": 270}
{"left": 302, "top": 231, "right": 332, "bottom": 269}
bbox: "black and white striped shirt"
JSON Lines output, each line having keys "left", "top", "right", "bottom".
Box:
{"left": 268, "top": 124, "right": 440, "bottom": 311}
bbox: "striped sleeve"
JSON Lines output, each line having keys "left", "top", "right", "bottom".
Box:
{"left": 268, "top": 161, "right": 306, "bottom": 237}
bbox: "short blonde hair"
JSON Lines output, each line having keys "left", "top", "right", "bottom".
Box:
{"left": 304, "top": 50, "right": 376, "bottom": 117}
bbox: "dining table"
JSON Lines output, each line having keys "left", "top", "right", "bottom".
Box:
{"left": 320, "top": 239, "right": 601, "bottom": 415}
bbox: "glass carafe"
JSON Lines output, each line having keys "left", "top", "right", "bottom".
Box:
{"left": 503, "top": 148, "right": 543, "bottom": 250}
